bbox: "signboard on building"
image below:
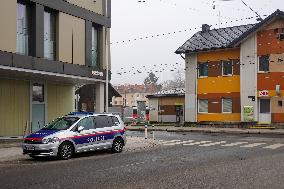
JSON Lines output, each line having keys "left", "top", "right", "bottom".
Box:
{"left": 243, "top": 106, "right": 254, "bottom": 122}
{"left": 259, "top": 90, "right": 268, "bottom": 97}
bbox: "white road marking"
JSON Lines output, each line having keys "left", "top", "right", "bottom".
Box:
{"left": 240, "top": 143, "right": 266, "bottom": 148}
{"left": 199, "top": 141, "right": 226, "bottom": 147}
{"left": 221, "top": 142, "right": 248, "bottom": 147}
{"left": 163, "top": 140, "right": 194, "bottom": 146}
{"left": 183, "top": 141, "right": 212, "bottom": 146}
{"left": 160, "top": 140, "right": 181, "bottom": 144}
{"left": 263, "top": 143, "right": 284, "bottom": 149}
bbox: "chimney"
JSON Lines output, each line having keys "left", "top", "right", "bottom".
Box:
{"left": 202, "top": 24, "right": 211, "bottom": 33}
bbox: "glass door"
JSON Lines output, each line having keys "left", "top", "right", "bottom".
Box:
{"left": 259, "top": 99, "right": 271, "bottom": 123}
{"left": 31, "top": 83, "right": 46, "bottom": 132}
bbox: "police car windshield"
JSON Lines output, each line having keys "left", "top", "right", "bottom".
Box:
{"left": 43, "top": 117, "right": 79, "bottom": 130}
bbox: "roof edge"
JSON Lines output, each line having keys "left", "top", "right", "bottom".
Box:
{"left": 230, "top": 9, "right": 284, "bottom": 47}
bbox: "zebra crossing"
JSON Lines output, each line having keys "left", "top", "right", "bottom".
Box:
{"left": 159, "top": 139, "right": 284, "bottom": 150}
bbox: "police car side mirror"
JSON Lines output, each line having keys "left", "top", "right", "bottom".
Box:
{"left": 78, "top": 126, "right": 85, "bottom": 132}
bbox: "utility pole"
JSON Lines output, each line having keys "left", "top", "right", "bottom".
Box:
{"left": 105, "top": 2, "right": 109, "bottom": 113}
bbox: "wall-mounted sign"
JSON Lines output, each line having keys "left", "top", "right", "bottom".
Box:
{"left": 259, "top": 90, "right": 268, "bottom": 97}
{"left": 243, "top": 106, "right": 254, "bottom": 122}
{"left": 92, "top": 71, "right": 104, "bottom": 77}
{"left": 248, "top": 96, "right": 255, "bottom": 101}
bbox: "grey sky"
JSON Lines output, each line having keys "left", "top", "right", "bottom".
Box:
{"left": 110, "top": 0, "right": 282, "bottom": 85}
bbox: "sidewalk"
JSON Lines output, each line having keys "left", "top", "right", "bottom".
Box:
{"left": 126, "top": 125, "right": 284, "bottom": 135}
{"left": 0, "top": 136, "right": 159, "bottom": 163}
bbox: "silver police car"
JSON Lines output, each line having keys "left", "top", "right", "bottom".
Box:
{"left": 22, "top": 112, "right": 126, "bottom": 160}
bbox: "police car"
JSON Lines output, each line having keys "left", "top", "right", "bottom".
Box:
{"left": 22, "top": 112, "right": 126, "bottom": 160}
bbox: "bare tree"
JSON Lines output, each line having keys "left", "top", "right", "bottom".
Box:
{"left": 162, "top": 69, "right": 185, "bottom": 90}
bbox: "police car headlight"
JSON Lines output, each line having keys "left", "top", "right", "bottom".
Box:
{"left": 42, "top": 137, "right": 60, "bottom": 144}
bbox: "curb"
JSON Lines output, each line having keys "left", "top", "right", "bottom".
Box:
{"left": 126, "top": 127, "right": 284, "bottom": 135}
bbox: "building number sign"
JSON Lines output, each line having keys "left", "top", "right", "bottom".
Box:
{"left": 259, "top": 90, "right": 269, "bottom": 97}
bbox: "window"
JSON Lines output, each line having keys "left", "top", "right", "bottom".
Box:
{"left": 111, "top": 116, "right": 120, "bottom": 125}
{"left": 17, "top": 2, "right": 31, "bottom": 55}
{"left": 198, "top": 63, "right": 208, "bottom": 77}
{"left": 222, "top": 60, "right": 233, "bottom": 76}
{"left": 44, "top": 9, "right": 56, "bottom": 60}
{"left": 44, "top": 117, "right": 79, "bottom": 130}
{"left": 91, "top": 25, "right": 99, "bottom": 67}
{"left": 222, "top": 98, "right": 232, "bottom": 113}
{"left": 32, "top": 83, "right": 44, "bottom": 102}
{"left": 94, "top": 116, "right": 113, "bottom": 128}
{"left": 77, "top": 117, "right": 95, "bottom": 130}
{"left": 198, "top": 99, "right": 208, "bottom": 113}
{"left": 114, "top": 101, "right": 117, "bottom": 105}
{"left": 278, "top": 101, "right": 283, "bottom": 107}
{"left": 259, "top": 55, "right": 269, "bottom": 72}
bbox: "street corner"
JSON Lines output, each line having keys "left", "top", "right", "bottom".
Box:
{"left": 124, "top": 136, "right": 161, "bottom": 152}
{"left": 0, "top": 147, "right": 26, "bottom": 164}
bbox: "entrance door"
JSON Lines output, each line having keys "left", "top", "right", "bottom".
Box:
{"left": 175, "top": 105, "right": 184, "bottom": 124}
{"left": 32, "top": 104, "right": 45, "bottom": 132}
{"left": 259, "top": 99, "right": 271, "bottom": 123}
{"left": 31, "top": 83, "right": 46, "bottom": 132}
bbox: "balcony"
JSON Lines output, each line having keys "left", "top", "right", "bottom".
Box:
{"left": 0, "top": 50, "right": 107, "bottom": 84}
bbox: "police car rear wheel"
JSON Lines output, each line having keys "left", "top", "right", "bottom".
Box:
{"left": 58, "top": 142, "right": 74, "bottom": 160}
{"left": 112, "top": 138, "right": 124, "bottom": 153}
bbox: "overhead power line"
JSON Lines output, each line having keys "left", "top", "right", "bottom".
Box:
{"left": 110, "top": 15, "right": 265, "bottom": 45}
{"left": 239, "top": 0, "right": 263, "bottom": 21}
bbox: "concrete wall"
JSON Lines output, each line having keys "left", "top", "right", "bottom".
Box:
{"left": 66, "top": 0, "right": 104, "bottom": 15}
{"left": 185, "top": 53, "right": 197, "bottom": 122}
{"left": 0, "top": 79, "right": 29, "bottom": 136}
{"left": 240, "top": 34, "right": 258, "bottom": 121}
{"left": 47, "top": 83, "right": 75, "bottom": 123}
{"left": 100, "top": 27, "right": 111, "bottom": 70}
{"left": 95, "top": 82, "right": 105, "bottom": 113}
{"left": 0, "top": 0, "right": 17, "bottom": 53}
{"left": 149, "top": 98, "right": 158, "bottom": 122}
{"left": 159, "top": 115, "right": 178, "bottom": 123}
{"left": 58, "top": 12, "right": 85, "bottom": 65}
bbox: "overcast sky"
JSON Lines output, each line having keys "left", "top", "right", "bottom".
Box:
{"left": 110, "top": 0, "right": 282, "bottom": 85}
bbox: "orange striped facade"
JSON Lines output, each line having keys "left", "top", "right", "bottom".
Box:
{"left": 197, "top": 49, "right": 241, "bottom": 122}
{"left": 196, "top": 19, "right": 284, "bottom": 123}
{"left": 257, "top": 20, "right": 284, "bottom": 122}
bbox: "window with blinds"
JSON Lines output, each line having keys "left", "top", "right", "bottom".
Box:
{"left": 222, "top": 98, "right": 232, "bottom": 113}
{"left": 198, "top": 99, "right": 208, "bottom": 113}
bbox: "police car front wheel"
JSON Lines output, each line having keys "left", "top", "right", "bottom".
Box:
{"left": 58, "top": 142, "right": 74, "bottom": 160}
{"left": 112, "top": 138, "right": 124, "bottom": 153}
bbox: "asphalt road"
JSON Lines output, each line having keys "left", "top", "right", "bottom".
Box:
{"left": 1, "top": 131, "right": 284, "bottom": 189}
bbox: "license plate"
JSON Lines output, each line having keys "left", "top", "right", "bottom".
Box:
{"left": 25, "top": 146, "right": 35, "bottom": 150}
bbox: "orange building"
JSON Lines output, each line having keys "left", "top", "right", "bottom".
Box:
{"left": 176, "top": 10, "right": 284, "bottom": 124}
